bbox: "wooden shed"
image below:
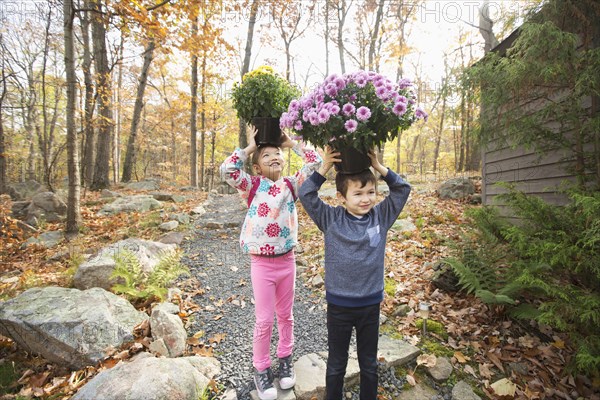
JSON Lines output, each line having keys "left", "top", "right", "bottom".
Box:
{"left": 480, "top": 4, "right": 600, "bottom": 210}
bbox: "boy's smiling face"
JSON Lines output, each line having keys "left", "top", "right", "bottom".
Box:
{"left": 253, "top": 146, "right": 285, "bottom": 181}
{"left": 337, "top": 179, "right": 377, "bottom": 218}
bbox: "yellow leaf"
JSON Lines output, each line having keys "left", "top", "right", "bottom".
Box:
{"left": 416, "top": 354, "right": 437, "bottom": 368}
{"left": 453, "top": 351, "right": 470, "bottom": 363}
{"left": 490, "top": 378, "right": 517, "bottom": 396}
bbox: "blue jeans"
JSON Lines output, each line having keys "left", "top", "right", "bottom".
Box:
{"left": 325, "top": 303, "right": 380, "bottom": 400}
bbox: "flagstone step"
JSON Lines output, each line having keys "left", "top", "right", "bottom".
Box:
{"left": 250, "top": 336, "right": 420, "bottom": 400}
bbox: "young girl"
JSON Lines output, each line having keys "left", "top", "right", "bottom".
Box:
{"left": 220, "top": 130, "right": 321, "bottom": 399}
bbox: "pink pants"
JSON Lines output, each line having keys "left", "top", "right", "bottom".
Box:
{"left": 250, "top": 251, "right": 296, "bottom": 371}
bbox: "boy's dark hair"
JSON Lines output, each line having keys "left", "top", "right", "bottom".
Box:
{"left": 251, "top": 144, "right": 280, "bottom": 166}
{"left": 335, "top": 169, "right": 376, "bottom": 197}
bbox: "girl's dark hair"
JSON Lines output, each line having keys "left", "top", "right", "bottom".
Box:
{"left": 335, "top": 169, "right": 376, "bottom": 196}
{"left": 251, "top": 144, "right": 281, "bottom": 166}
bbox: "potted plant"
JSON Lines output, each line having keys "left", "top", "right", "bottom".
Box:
{"left": 231, "top": 66, "right": 301, "bottom": 146}
{"left": 280, "top": 70, "right": 428, "bottom": 173}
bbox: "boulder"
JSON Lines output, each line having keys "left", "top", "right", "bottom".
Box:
{"left": 6, "top": 180, "right": 46, "bottom": 201}
{"left": 159, "top": 220, "right": 179, "bottom": 231}
{"left": 0, "top": 286, "right": 147, "bottom": 369}
{"left": 125, "top": 180, "right": 160, "bottom": 191}
{"left": 97, "top": 195, "right": 162, "bottom": 216}
{"left": 73, "top": 238, "right": 176, "bottom": 290}
{"left": 438, "top": 178, "right": 475, "bottom": 199}
{"left": 158, "top": 232, "right": 185, "bottom": 245}
{"left": 452, "top": 380, "right": 482, "bottom": 400}
{"left": 431, "top": 261, "right": 461, "bottom": 293}
{"left": 149, "top": 303, "right": 186, "bottom": 357}
{"left": 22, "top": 231, "right": 64, "bottom": 249}
{"left": 71, "top": 353, "right": 221, "bottom": 400}
{"left": 24, "top": 192, "right": 67, "bottom": 223}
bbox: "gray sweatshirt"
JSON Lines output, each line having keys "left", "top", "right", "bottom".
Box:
{"left": 299, "top": 170, "right": 411, "bottom": 307}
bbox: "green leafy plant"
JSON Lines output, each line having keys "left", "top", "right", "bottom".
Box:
{"left": 231, "top": 65, "right": 300, "bottom": 123}
{"left": 111, "top": 249, "right": 189, "bottom": 302}
{"left": 444, "top": 187, "right": 600, "bottom": 374}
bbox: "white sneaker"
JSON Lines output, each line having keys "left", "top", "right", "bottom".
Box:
{"left": 278, "top": 355, "right": 296, "bottom": 390}
{"left": 254, "top": 368, "right": 277, "bottom": 400}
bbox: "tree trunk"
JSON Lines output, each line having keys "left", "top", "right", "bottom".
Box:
{"left": 200, "top": 53, "right": 206, "bottom": 189}
{"left": 63, "top": 0, "right": 81, "bottom": 234}
{"left": 122, "top": 39, "right": 156, "bottom": 182}
{"left": 80, "top": 0, "right": 95, "bottom": 187}
{"left": 478, "top": 0, "right": 499, "bottom": 53}
{"left": 190, "top": 10, "right": 199, "bottom": 187}
{"left": 90, "top": 0, "right": 113, "bottom": 190}
{"left": 0, "top": 51, "right": 7, "bottom": 194}
{"left": 336, "top": 0, "right": 348, "bottom": 74}
{"left": 239, "top": 0, "right": 259, "bottom": 150}
{"left": 325, "top": 0, "right": 330, "bottom": 76}
{"left": 368, "top": 0, "right": 385, "bottom": 70}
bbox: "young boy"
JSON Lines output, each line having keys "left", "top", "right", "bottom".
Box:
{"left": 298, "top": 147, "right": 411, "bottom": 400}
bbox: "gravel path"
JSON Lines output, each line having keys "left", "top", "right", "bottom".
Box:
{"left": 180, "top": 193, "right": 329, "bottom": 399}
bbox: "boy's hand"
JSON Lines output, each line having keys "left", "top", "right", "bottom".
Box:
{"left": 318, "top": 146, "right": 341, "bottom": 177}
{"left": 244, "top": 125, "right": 258, "bottom": 156}
{"left": 368, "top": 149, "right": 388, "bottom": 177}
{"left": 280, "top": 132, "right": 297, "bottom": 149}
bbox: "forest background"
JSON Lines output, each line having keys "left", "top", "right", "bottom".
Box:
{"left": 0, "top": 0, "right": 543, "bottom": 221}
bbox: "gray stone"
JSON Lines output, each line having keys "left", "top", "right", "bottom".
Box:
{"left": 0, "top": 286, "right": 147, "bottom": 369}
{"left": 11, "top": 201, "right": 30, "bottom": 220}
{"left": 377, "top": 336, "right": 420, "bottom": 367}
{"left": 221, "top": 388, "right": 238, "bottom": 400}
{"left": 452, "top": 380, "right": 481, "bottom": 400}
{"left": 191, "top": 205, "right": 206, "bottom": 215}
{"left": 26, "top": 192, "right": 67, "bottom": 222}
{"left": 172, "top": 213, "right": 190, "bottom": 225}
{"left": 392, "top": 218, "right": 417, "bottom": 233}
{"left": 392, "top": 304, "right": 412, "bottom": 317}
{"left": 149, "top": 302, "right": 187, "bottom": 357}
{"left": 125, "top": 180, "right": 160, "bottom": 191}
{"left": 98, "top": 195, "right": 162, "bottom": 216}
{"left": 148, "top": 338, "right": 169, "bottom": 357}
{"left": 158, "top": 232, "right": 185, "bottom": 245}
{"left": 70, "top": 355, "right": 220, "bottom": 400}
{"left": 7, "top": 180, "right": 45, "bottom": 201}
{"left": 438, "top": 178, "right": 475, "bottom": 199}
{"left": 100, "top": 189, "right": 121, "bottom": 198}
{"left": 159, "top": 220, "right": 179, "bottom": 231}
{"left": 205, "top": 221, "right": 224, "bottom": 229}
{"left": 310, "top": 275, "right": 324, "bottom": 288}
{"left": 73, "top": 238, "right": 177, "bottom": 290}
{"left": 23, "top": 230, "right": 64, "bottom": 249}
{"left": 395, "top": 383, "right": 438, "bottom": 400}
{"left": 431, "top": 261, "right": 460, "bottom": 293}
{"left": 294, "top": 353, "right": 326, "bottom": 400}
{"left": 428, "top": 356, "right": 453, "bottom": 382}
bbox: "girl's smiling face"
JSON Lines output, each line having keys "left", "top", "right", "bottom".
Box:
{"left": 337, "top": 179, "right": 376, "bottom": 218}
{"left": 253, "top": 146, "right": 285, "bottom": 181}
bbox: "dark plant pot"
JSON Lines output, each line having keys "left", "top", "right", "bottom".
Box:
{"left": 334, "top": 146, "right": 371, "bottom": 174}
{"left": 252, "top": 117, "right": 282, "bottom": 146}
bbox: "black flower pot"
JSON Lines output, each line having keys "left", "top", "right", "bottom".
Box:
{"left": 252, "top": 117, "right": 282, "bottom": 146}
{"left": 334, "top": 146, "right": 371, "bottom": 174}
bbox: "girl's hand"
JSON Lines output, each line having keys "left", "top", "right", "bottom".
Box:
{"left": 280, "top": 132, "right": 296, "bottom": 149}
{"left": 318, "top": 146, "right": 341, "bottom": 176}
{"left": 244, "top": 125, "right": 258, "bottom": 156}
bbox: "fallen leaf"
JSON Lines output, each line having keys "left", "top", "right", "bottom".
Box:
{"left": 490, "top": 378, "right": 517, "bottom": 396}
{"left": 479, "top": 363, "right": 493, "bottom": 379}
{"left": 406, "top": 374, "right": 417, "bottom": 386}
{"left": 416, "top": 354, "right": 437, "bottom": 368}
{"left": 454, "top": 351, "right": 470, "bottom": 363}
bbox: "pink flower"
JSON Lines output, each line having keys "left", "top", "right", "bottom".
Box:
{"left": 258, "top": 203, "right": 270, "bottom": 217}
{"left": 342, "top": 103, "right": 355, "bottom": 116}
{"left": 345, "top": 119, "right": 358, "bottom": 133}
{"left": 289, "top": 100, "right": 300, "bottom": 111}
{"left": 268, "top": 185, "right": 281, "bottom": 197}
{"left": 356, "top": 106, "right": 371, "bottom": 121}
{"left": 294, "top": 120, "right": 303, "bottom": 131}
{"left": 318, "top": 109, "right": 331, "bottom": 123}
{"left": 260, "top": 244, "right": 275, "bottom": 255}
{"left": 393, "top": 102, "right": 407, "bottom": 116}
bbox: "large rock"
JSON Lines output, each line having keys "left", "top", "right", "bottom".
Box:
{"left": 0, "top": 286, "right": 147, "bottom": 369}
{"left": 73, "top": 238, "right": 176, "bottom": 290}
{"left": 438, "top": 178, "right": 475, "bottom": 199}
{"left": 23, "top": 192, "right": 67, "bottom": 224}
{"left": 6, "top": 180, "right": 46, "bottom": 201}
{"left": 97, "top": 195, "right": 162, "bottom": 216}
{"left": 149, "top": 303, "right": 186, "bottom": 357}
{"left": 125, "top": 180, "right": 160, "bottom": 191}
{"left": 71, "top": 353, "right": 221, "bottom": 400}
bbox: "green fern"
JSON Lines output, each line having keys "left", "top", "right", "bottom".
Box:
{"left": 111, "top": 249, "right": 189, "bottom": 302}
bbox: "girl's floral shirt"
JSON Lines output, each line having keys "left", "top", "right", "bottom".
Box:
{"left": 220, "top": 142, "right": 322, "bottom": 256}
